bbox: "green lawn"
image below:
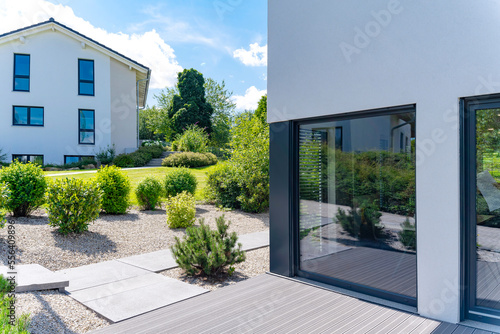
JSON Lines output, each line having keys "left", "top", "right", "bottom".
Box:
{"left": 45, "top": 166, "right": 216, "bottom": 205}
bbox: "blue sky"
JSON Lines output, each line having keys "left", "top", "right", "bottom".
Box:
{"left": 0, "top": 0, "right": 268, "bottom": 109}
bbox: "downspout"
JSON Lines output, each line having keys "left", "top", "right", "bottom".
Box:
{"left": 136, "top": 70, "right": 151, "bottom": 148}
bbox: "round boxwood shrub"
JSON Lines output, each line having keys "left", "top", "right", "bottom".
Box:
{"left": 96, "top": 165, "right": 131, "bottom": 214}
{"left": 135, "top": 177, "right": 164, "bottom": 210}
{"left": 0, "top": 161, "right": 47, "bottom": 217}
{"left": 205, "top": 163, "right": 241, "bottom": 209}
{"left": 164, "top": 168, "right": 197, "bottom": 198}
{"left": 162, "top": 152, "right": 217, "bottom": 168}
{"left": 46, "top": 178, "right": 102, "bottom": 235}
{"left": 113, "top": 154, "right": 134, "bottom": 168}
{"left": 166, "top": 191, "right": 196, "bottom": 228}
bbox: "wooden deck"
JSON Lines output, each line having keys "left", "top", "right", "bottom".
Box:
{"left": 91, "top": 274, "right": 495, "bottom": 334}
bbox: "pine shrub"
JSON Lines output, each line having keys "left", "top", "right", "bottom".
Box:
{"left": 171, "top": 215, "right": 246, "bottom": 276}
{"left": 166, "top": 191, "right": 196, "bottom": 228}
{"left": 162, "top": 152, "right": 217, "bottom": 168}
{"left": 205, "top": 163, "right": 241, "bottom": 209}
{"left": 96, "top": 166, "right": 131, "bottom": 214}
{"left": 135, "top": 177, "right": 164, "bottom": 210}
{"left": 164, "top": 168, "right": 197, "bottom": 197}
{"left": 336, "top": 202, "right": 384, "bottom": 240}
{"left": 0, "top": 161, "right": 47, "bottom": 217}
{"left": 399, "top": 218, "right": 416, "bottom": 250}
{"left": 46, "top": 178, "right": 102, "bottom": 234}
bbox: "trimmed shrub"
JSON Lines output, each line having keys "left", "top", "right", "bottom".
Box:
{"left": 46, "top": 178, "right": 102, "bottom": 235}
{"left": 135, "top": 177, "right": 164, "bottom": 210}
{"left": 205, "top": 163, "right": 241, "bottom": 209}
{"left": 336, "top": 202, "right": 384, "bottom": 240}
{"left": 0, "top": 184, "right": 8, "bottom": 228}
{"left": 96, "top": 166, "right": 131, "bottom": 214}
{"left": 0, "top": 275, "right": 30, "bottom": 333}
{"left": 113, "top": 154, "right": 135, "bottom": 168}
{"left": 172, "top": 125, "right": 209, "bottom": 153}
{"left": 139, "top": 145, "right": 163, "bottom": 158}
{"left": 166, "top": 191, "right": 196, "bottom": 228}
{"left": 164, "top": 168, "right": 197, "bottom": 197}
{"left": 171, "top": 215, "right": 246, "bottom": 276}
{"left": 399, "top": 218, "right": 416, "bottom": 250}
{"left": 162, "top": 152, "right": 217, "bottom": 168}
{"left": 0, "top": 161, "right": 47, "bottom": 217}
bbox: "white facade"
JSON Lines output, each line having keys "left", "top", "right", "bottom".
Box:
{"left": 0, "top": 19, "right": 150, "bottom": 164}
{"left": 269, "top": 0, "right": 500, "bottom": 325}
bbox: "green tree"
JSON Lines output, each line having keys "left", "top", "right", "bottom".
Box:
{"left": 204, "top": 78, "right": 235, "bottom": 148}
{"left": 254, "top": 95, "right": 267, "bottom": 125}
{"left": 168, "top": 69, "right": 213, "bottom": 137}
{"left": 140, "top": 106, "right": 173, "bottom": 140}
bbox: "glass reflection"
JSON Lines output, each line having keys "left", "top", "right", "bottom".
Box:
{"left": 299, "top": 111, "right": 417, "bottom": 299}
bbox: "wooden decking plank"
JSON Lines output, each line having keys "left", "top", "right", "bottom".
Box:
{"left": 364, "top": 311, "right": 413, "bottom": 334}
{"left": 451, "top": 325, "right": 477, "bottom": 334}
{"left": 321, "top": 305, "right": 392, "bottom": 334}
{"left": 471, "top": 329, "right": 493, "bottom": 334}
{"left": 430, "top": 322, "right": 460, "bottom": 334}
{"left": 408, "top": 318, "right": 442, "bottom": 334}
{"left": 346, "top": 308, "right": 401, "bottom": 334}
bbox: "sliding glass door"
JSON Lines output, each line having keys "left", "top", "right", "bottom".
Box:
{"left": 464, "top": 98, "right": 500, "bottom": 324}
{"left": 297, "top": 106, "right": 417, "bottom": 305}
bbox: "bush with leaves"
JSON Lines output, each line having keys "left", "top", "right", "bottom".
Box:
{"left": 205, "top": 163, "right": 241, "bottom": 209}
{"left": 399, "top": 218, "right": 416, "bottom": 250}
{"left": 336, "top": 202, "right": 384, "bottom": 240}
{"left": 96, "top": 166, "right": 131, "bottom": 214}
{"left": 46, "top": 178, "right": 102, "bottom": 234}
{"left": 113, "top": 154, "right": 135, "bottom": 168}
{"left": 136, "top": 177, "right": 164, "bottom": 210}
{"left": 0, "top": 184, "right": 8, "bottom": 228}
{"left": 0, "top": 275, "right": 30, "bottom": 333}
{"left": 95, "top": 144, "right": 116, "bottom": 165}
{"left": 166, "top": 191, "right": 196, "bottom": 228}
{"left": 172, "top": 215, "right": 246, "bottom": 275}
{"left": 172, "top": 125, "right": 209, "bottom": 153}
{"left": 162, "top": 152, "right": 217, "bottom": 168}
{"left": 164, "top": 168, "right": 197, "bottom": 197}
{"left": 0, "top": 161, "right": 47, "bottom": 217}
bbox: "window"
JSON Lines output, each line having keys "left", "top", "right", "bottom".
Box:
{"left": 13, "top": 106, "right": 44, "bottom": 126}
{"left": 13, "top": 54, "right": 30, "bottom": 92}
{"left": 12, "top": 155, "right": 43, "bottom": 164}
{"left": 64, "top": 155, "right": 94, "bottom": 164}
{"left": 79, "top": 109, "right": 95, "bottom": 144}
{"left": 78, "top": 59, "right": 94, "bottom": 96}
{"left": 297, "top": 107, "right": 416, "bottom": 305}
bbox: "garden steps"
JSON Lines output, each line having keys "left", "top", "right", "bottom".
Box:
{"left": 0, "top": 264, "right": 69, "bottom": 292}
{"left": 145, "top": 151, "right": 177, "bottom": 167}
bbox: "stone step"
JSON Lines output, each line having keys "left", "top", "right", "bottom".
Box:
{"left": 0, "top": 264, "right": 69, "bottom": 292}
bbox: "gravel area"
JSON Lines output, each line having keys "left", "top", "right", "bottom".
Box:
{"left": 15, "top": 290, "right": 110, "bottom": 334}
{"left": 0, "top": 205, "right": 268, "bottom": 271}
{"left": 161, "top": 247, "right": 269, "bottom": 291}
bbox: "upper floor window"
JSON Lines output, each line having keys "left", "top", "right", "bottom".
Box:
{"left": 79, "top": 109, "right": 95, "bottom": 144}
{"left": 78, "top": 59, "right": 94, "bottom": 96}
{"left": 13, "top": 106, "right": 44, "bottom": 126}
{"left": 13, "top": 54, "right": 30, "bottom": 92}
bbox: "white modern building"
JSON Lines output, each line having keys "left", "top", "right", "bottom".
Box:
{"left": 269, "top": 0, "right": 500, "bottom": 330}
{"left": 0, "top": 18, "right": 150, "bottom": 165}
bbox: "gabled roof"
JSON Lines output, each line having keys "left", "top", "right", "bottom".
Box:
{"left": 0, "top": 18, "right": 151, "bottom": 108}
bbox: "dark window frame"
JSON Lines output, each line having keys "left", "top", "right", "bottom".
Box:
{"left": 64, "top": 155, "right": 95, "bottom": 164}
{"left": 13, "top": 53, "right": 30, "bottom": 92}
{"left": 12, "top": 106, "right": 44, "bottom": 126}
{"left": 12, "top": 154, "right": 43, "bottom": 165}
{"left": 78, "top": 109, "right": 95, "bottom": 145}
{"left": 78, "top": 59, "right": 95, "bottom": 96}
{"left": 293, "top": 104, "right": 418, "bottom": 307}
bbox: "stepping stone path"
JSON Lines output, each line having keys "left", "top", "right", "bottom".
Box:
{"left": 0, "top": 264, "right": 69, "bottom": 292}
{"left": 13, "top": 230, "right": 269, "bottom": 323}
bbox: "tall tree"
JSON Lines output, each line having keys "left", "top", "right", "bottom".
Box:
{"left": 254, "top": 95, "right": 267, "bottom": 125}
{"left": 204, "top": 78, "right": 236, "bottom": 148}
{"left": 168, "top": 69, "right": 213, "bottom": 137}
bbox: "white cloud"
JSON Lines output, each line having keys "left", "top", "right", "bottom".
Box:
{"left": 0, "top": 0, "right": 182, "bottom": 89}
{"left": 232, "top": 86, "right": 267, "bottom": 111}
{"left": 233, "top": 43, "right": 267, "bottom": 67}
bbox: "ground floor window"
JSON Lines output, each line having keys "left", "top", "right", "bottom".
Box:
{"left": 79, "top": 109, "right": 95, "bottom": 144}
{"left": 463, "top": 96, "right": 500, "bottom": 324}
{"left": 12, "top": 154, "right": 43, "bottom": 164}
{"left": 297, "top": 106, "right": 416, "bottom": 305}
{"left": 64, "top": 155, "right": 94, "bottom": 164}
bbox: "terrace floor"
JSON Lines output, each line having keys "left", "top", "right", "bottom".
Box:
{"left": 91, "top": 273, "right": 496, "bottom": 334}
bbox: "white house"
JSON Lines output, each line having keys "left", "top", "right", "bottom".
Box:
{"left": 269, "top": 0, "right": 500, "bottom": 330}
{"left": 0, "top": 18, "right": 150, "bottom": 165}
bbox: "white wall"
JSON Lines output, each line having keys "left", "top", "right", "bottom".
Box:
{"left": 0, "top": 28, "right": 139, "bottom": 164}
{"left": 269, "top": 0, "right": 500, "bottom": 323}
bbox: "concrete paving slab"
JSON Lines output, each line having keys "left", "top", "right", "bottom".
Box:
{"left": 238, "top": 230, "right": 269, "bottom": 251}
{"left": 77, "top": 275, "right": 208, "bottom": 323}
{"left": 0, "top": 264, "right": 69, "bottom": 292}
{"left": 56, "top": 260, "right": 151, "bottom": 292}
{"left": 117, "top": 249, "right": 177, "bottom": 273}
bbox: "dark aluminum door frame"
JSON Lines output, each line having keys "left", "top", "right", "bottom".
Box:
{"left": 462, "top": 94, "right": 500, "bottom": 325}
